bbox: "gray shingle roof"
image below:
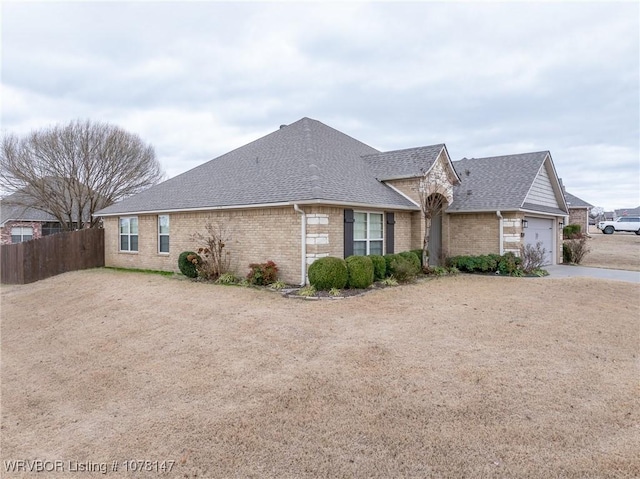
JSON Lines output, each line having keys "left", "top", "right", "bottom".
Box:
{"left": 564, "top": 191, "right": 593, "bottom": 209}
{"left": 97, "top": 118, "right": 417, "bottom": 216}
{"left": 1, "top": 192, "right": 58, "bottom": 225}
{"left": 362, "top": 144, "right": 444, "bottom": 180}
{"left": 449, "top": 151, "right": 562, "bottom": 213}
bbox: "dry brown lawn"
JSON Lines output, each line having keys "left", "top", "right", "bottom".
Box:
{"left": 581, "top": 226, "right": 640, "bottom": 271}
{"left": 1, "top": 269, "right": 639, "bottom": 478}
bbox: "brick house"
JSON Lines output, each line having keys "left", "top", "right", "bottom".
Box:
{"left": 560, "top": 182, "right": 593, "bottom": 234}
{"left": 0, "top": 192, "right": 64, "bottom": 245}
{"left": 95, "top": 117, "right": 569, "bottom": 284}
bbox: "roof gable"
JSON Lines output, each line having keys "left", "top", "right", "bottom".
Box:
{"left": 363, "top": 144, "right": 444, "bottom": 180}
{"left": 448, "top": 151, "right": 567, "bottom": 214}
{"left": 97, "top": 118, "right": 418, "bottom": 216}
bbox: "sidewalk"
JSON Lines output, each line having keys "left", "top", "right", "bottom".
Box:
{"left": 544, "top": 264, "right": 640, "bottom": 283}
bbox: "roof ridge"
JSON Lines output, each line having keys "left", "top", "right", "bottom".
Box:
{"left": 454, "top": 150, "right": 549, "bottom": 162}
{"left": 362, "top": 143, "right": 444, "bottom": 158}
{"left": 301, "top": 118, "right": 323, "bottom": 198}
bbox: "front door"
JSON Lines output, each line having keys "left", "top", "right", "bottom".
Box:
{"left": 428, "top": 211, "right": 442, "bottom": 266}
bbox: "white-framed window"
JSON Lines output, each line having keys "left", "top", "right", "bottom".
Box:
{"left": 354, "top": 212, "right": 383, "bottom": 256}
{"left": 119, "top": 217, "right": 138, "bottom": 252}
{"left": 158, "top": 215, "right": 169, "bottom": 253}
{"left": 11, "top": 226, "right": 33, "bottom": 243}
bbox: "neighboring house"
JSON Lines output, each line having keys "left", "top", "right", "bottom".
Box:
{"left": 0, "top": 192, "right": 64, "bottom": 245}
{"left": 558, "top": 180, "right": 593, "bottom": 234}
{"left": 614, "top": 207, "right": 640, "bottom": 219}
{"left": 95, "top": 117, "right": 569, "bottom": 284}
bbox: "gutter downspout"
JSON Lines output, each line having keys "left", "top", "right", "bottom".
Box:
{"left": 496, "top": 210, "right": 504, "bottom": 255}
{"left": 294, "top": 204, "right": 307, "bottom": 286}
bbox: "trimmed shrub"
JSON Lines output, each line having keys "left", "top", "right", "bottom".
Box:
{"left": 308, "top": 257, "right": 348, "bottom": 290}
{"left": 388, "top": 256, "right": 419, "bottom": 282}
{"left": 369, "top": 254, "right": 386, "bottom": 281}
{"left": 346, "top": 255, "right": 374, "bottom": 289}
{"left": 447, "top": 253, "right": 522, "bottom": 276}
{"left": 247, "top": 260, "right": 278, "bottom": 285}
{"left": 410, "top": 249, "right": 426, "bottom": 268}
{"left": 178, "top": 251, "right": 201, "bottom": 278}
{"left": 498, "top": 252, "right": 521, "bottom": 276}
{"left": 563, "top": 224, "right": 581, "bottom": 239}
{"left": 399, "top": 251, "right": 421, "bottom": 272}
{"left": 383, "top": 254, "right": 400, "bottom": 275}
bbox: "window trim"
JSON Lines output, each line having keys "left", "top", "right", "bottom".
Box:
{"left": 353, "top": 211, "right": 384, "bottom": 256}
{"left": 10, "top": 226, "right": 33, "bottom": 243}
{"left": 119, "top": 216, "right": 139, "bottom": 252}
{"left": 158, "top": 215, "right": 169, "bottom": 254}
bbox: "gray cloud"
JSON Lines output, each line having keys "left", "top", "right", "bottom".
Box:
{"left": 2, "top": 1, "right": 638, "bottom": 210}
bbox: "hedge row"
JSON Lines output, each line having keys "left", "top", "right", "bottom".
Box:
{"left": 447, "top": 252, "right": 522, "bottom": 275}
{"left": 308, "top": 250, "right": 423, "bottom": 290}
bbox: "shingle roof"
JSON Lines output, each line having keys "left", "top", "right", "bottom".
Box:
{"left": 97, "top": 117, "right": 418, "bottom": 216}
{"left": 615, "top": 206, "right": 640, "bottom": 217}
{"left": 448, "top": 151, "right": 563, "bottom": 213}
{"left": 362, "top": 144, "right": 444, "bottom": 180}
{"left": 564, "top": 191, "right": 593, "bottom": 209}
{"left": 1, "top": 192, "right": 58, "bottom": 225}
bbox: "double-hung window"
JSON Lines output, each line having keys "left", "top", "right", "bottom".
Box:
{"left": 11, "top": 226, "right": 33, "bottom": 243}
{"left": 119, "top": 217, "right": 138, "bottom": 252}
{"left": 158, "top": 215, "right": 169, "bottom": 253}
{"left": 354, "top": 212, "right": 383, "bottom": 255}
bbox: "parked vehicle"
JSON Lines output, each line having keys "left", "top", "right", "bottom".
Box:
{"left": 597, "top": 216, "right": 640, "bottom": 235}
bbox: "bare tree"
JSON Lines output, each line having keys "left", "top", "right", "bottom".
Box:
{"left": 418, "top": 162, "right": 458, "bottom": 268}
{"left": 589, "top": 206, "right": 605, "bottom": 222}
{"left": 0, "top": 120, "right": 163, "bottom": 230}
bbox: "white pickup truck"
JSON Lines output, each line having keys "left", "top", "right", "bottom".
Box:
{"left": 597, "top": 216, "right": 640, "bottom": 235}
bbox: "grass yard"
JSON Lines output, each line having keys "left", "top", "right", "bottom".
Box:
{"left": 1, "top": 269, "right": 638, "bottom": 478}
{"left": 582, "top": 226, "right": 640, "bottom": 271}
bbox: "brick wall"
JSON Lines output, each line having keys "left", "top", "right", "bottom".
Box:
{"left": 445, "top": 213, "right": 500, "bottom": 257}
{"left": 104, "top": 207, "right": 302, "bottom": 284}
{"left": 0, "top": 221, "right": 43, "bottom": 245}
{"left": 568, "top": 208, "right": 588, "bottom": 234}
{"left": 104, "top": 204, "right": 418, "bottom": 284}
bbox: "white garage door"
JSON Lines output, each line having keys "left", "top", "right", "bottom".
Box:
{"left": 524, "top": 217, "right": 554, "bottom": 265}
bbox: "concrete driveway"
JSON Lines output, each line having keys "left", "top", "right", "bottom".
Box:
{"left": 545, "top": 264, "right": 640, "bottom": 283}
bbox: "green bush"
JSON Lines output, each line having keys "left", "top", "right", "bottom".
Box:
{"left": 388, "top": 256, "right": 419, "bottom": 282}
{"left": 368, "top": 254, "right": 386, "bottom": 281}
{"left": 563, "top": 224, "right": 581, "bottom": 239}
{"left": 345, "top": 255, "right": 374, "bottom": 289}
{"left": 247, "top": 260, "right": 278, "bottom": 285}
{"left": 447, "top": 253, "right": 522, "bottom": 276}
{"left": 178, "top": 251, "right": 201, "bottom": 278}
{"left": 383, "top": 254, "right": 400, "bottom": 275}
{"left": 410, "top": 249, "right": 426, "bottom": 268}
{"left": 399, "top": 251, "right": 421, "bottom": 272}
{"left": 498, "top": 252, "right": 521, "bottom": 275}
{"left": 308, "top": 257, "right": 348, "bottom": 290}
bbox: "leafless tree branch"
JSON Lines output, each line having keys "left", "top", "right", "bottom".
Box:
{"left": 1, "top": 120, "right": 163, "bottom": 230}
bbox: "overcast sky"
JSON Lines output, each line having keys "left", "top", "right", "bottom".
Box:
{"left": 2, "top": 1, "right": 638, "bottom": 211}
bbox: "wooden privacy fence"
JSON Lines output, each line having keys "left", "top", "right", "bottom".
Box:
{"left": 1, "top": 228, "right": 104, "bottom": 284}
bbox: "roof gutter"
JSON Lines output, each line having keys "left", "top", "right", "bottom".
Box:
{"left": 496, "top": 210, "right": 504, "bottom": 255}
{"left": 95, "top": 198, "right": 420, "bottom": 218}
{"left": 293, "top": 204, "right": 307, "bottom": 287}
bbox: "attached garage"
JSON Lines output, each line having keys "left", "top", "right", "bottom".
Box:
{"left": 523, "top": 216, "right": 554, "bottom": 265}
